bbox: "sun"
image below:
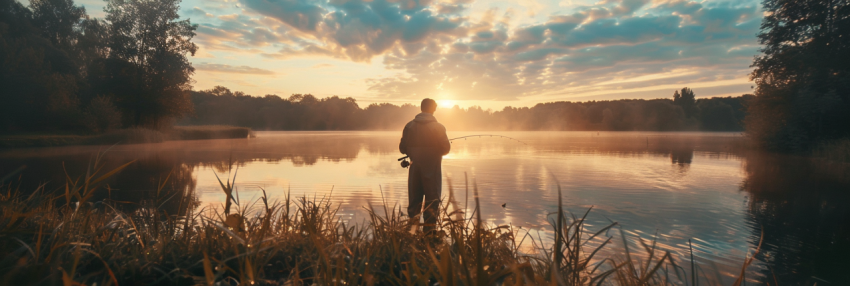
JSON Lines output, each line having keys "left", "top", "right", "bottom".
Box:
{"left": 437, "top": 99, "right": 456, "bottom": 108}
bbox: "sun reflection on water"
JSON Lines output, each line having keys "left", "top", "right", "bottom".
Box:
{"left": 5, "top": 131, "right": 848, "bottom": 284}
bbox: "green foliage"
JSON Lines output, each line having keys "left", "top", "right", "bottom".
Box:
{"left": 0, "top": 0, "right": 197, "bottom": 134}
{"left": 697, "top": 95, "right": 751, "bottom": 131}
{"left": 183, "top": 86, "right": 369, "bottom": 130}
{"left": 101, "top": 0, "right": 197, "bottom": 128}
{"left": 0, "top": 0, "right": 85, "bottom": 133}
{"left": 29, "top": 0, "right": 86, "bottom": 51}
{"left": 747, "top": 0, "right": 850, "bottom": 151}
{"left": 83, "top": 96, "right": 122, "bottom": 133}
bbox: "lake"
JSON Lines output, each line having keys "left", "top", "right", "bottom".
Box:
{"left": 2, "top": 131, "right": 848, "bottom": 284}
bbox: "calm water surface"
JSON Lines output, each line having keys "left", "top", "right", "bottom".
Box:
{"left": 2, "top": 131, "right": 849, "bottom": 284}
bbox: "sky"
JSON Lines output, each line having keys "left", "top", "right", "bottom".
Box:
{"left": 75, "top": 0, "right": 763, "bottom": 110}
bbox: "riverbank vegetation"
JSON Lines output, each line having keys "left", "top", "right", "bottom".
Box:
{"left": 745, "top": 0, "right": 850, "bottom": 152}
{"left": 0, "top": 0, "right": 197, "bottom": 134}
{"left": 0, "top": 161, "right": 762, "bottom": 285}
{"left": 0, "top": 126, "right": 252, "bottom": 148}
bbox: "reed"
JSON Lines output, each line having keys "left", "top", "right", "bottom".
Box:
{"left": 1, "top": 159, "right": 764, "bottom": 285}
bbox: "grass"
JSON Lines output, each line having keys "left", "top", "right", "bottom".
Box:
{"left": 0, "top": 126, "right": 252, "bottom": 148}
{"left": 0, "top": 157, "right": 763, "bottom": 285}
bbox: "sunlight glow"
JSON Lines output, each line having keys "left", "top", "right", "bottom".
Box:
{"left": 438, "top": 100, "right": 456, "bottom": 108}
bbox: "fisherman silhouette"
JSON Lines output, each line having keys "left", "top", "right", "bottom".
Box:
{"left": 399, "top": 98, "right": 451, "bottom": 235}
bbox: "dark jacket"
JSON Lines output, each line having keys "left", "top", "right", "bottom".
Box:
{"left": 399, "top": 113, "right": 451, "bottom": 158}
{"left": 400, "top": 112, "right": 450, "bottom": 227}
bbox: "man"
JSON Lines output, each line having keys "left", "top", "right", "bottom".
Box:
{"left": 399, "top": 98, "right": 451, "bottom": 234}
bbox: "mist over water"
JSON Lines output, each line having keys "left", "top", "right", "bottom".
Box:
{"left": 2, "top": 131, "right": 848, "bottom": 284}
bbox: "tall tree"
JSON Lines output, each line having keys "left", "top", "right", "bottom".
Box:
{"left": 29, "top": 0, "right": 85, "bottom": 50}
{"left": 673, "top": 87, "right": 699, "bottom": 119}
{"left": 99, "top": 0, "right": 197, "bottom": 128}
{"left": 747, "top": 0, "right": 850, "bottom": 151}
{"left": 0, "top": 0, "right": 85, "bottom": 132}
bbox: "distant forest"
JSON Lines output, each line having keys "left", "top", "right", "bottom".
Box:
{"left": 2, "top": 0, "right": 847, "bottom": 150}
{"left": 180, "top": 86, "right": 750, "bottom": 132}
{"left": 0, "top": 0, "right": 748, "bottom": 135}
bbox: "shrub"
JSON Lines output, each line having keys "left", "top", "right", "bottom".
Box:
{"left": 83, "top": 96, "right": 122, "bottom": 133}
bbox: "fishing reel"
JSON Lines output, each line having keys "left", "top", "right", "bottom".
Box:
{"left": 398, "top": 156, "right": 410, "bottom": 168}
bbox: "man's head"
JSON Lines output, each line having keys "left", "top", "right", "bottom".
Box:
{"left": 421, "top": 98, "right": 437, "bottom": 114}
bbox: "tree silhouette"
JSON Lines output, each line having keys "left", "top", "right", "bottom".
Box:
{"left": 178, "top": 87, "right": 749, "bottom": 132}
{"left": 102, "top": 0, "right": 197, "bottom": 128}
{"left": 747, "top": 0, "right": 850, "bottom": 151}
{"left": 0, "top": 0, "right": 753, "bottom": 135}
{"left": 0, "top": 0, "right": 84, "bottom": 132}
{"left": 30, "top": 0, "right": 85, "bottom": 51}
{"left": 1, "top": 0, "right": 199, "bottom": 133}
{"left": 673, "top": 87, "right": 699, "bottom": 119}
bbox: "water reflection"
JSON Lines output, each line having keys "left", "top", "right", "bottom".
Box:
{"left": 671, "top": 147, "right": 694, "bottom": 165}
{"left": 0, "top": 146, "right": 199, "bottom": 215}
{"left": 1, "top": 131, "right": 848, "bottom": 283}
{"left": 107, "top": 159, "right": 197, "bottom": 215}
{"left": 742, "top": 152, "right": 850, "bottom": 285}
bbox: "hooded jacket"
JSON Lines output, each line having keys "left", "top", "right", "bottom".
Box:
{"left": 399, "top": 113, "right": 451, "bottom": 157}
{"left": 400, "top": 112, "right": 449, "bottom": 229}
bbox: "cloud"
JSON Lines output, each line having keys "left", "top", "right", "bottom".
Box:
{"left": 312, "top": 63, "right": 334, "bottom": 69}
{"left": 195, "top": 63, "right": 276, "bottom": 75}
{"left": 363, "top": 0, "right": 762, "bottom": 101}
{"left": 186, "top": 7, "right": 215, "bottom": 18}
{"left": 240, "top": 0, "right": 326, "bottom": 32}
{"left": 240, "top": 0, "right": 468, "bottom": 61}
{"left": 190, "top": 0, "right": 762, "bottom": 102}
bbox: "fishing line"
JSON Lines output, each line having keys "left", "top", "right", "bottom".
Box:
{"left": 448, "top": 134, "right": 529, "bottom": 146}
{"left": 398, "top": 134, "right": 529, "bottom": 168}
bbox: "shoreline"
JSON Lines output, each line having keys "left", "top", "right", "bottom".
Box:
{"left": 0, "top": 169, "right": 756, "bottom": 285}
{"left": 0, "top": 125, "right": 253, "bottom": 148}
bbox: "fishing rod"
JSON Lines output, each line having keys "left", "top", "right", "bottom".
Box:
{"left": 448, "top": 134, "right": 528, "bottom": 146}
{"left": 397, "top": 134, "right": 528, "bottom": 168}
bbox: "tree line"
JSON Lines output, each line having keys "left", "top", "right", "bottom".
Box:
{"left": 0, "top": 0, "right": 752, "bottom": 135}
{"left": 179, "top": 86, "right": 751, "bottom": 132}
{"left": 2, "top": 0, "right": 847, "bottom": 151}
{"left": 0, "top": 0, "right": 196, "bottom": 134}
